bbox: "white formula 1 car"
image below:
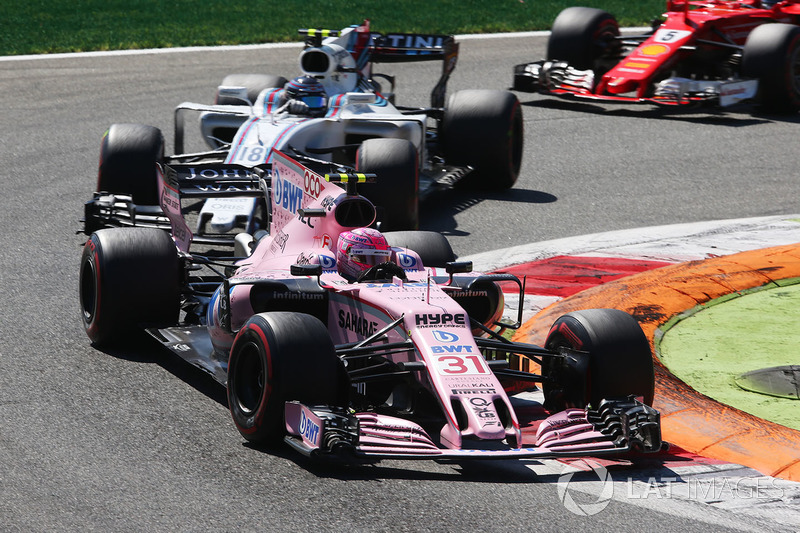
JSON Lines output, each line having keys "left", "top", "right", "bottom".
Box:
{"left": 94, "top": 20, "right": 523, "bottom": 238}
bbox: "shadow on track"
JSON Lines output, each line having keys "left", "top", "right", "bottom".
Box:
{"left": 420, "top": 187, "right": 558, "bottom": 237}
{"left": 96, "top": 338, "right": 229, "bottom": 407}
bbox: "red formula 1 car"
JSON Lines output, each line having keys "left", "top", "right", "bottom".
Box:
{"left": 513, "top": 1, "right": 800, "bottom": 112}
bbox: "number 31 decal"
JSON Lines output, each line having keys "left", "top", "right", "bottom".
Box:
{"left": 435, "top": 355, "right": 489, "bottom": 375}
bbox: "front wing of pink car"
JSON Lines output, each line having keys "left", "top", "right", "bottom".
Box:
{"left": 284, "top": 396, "right": 662, "bottom": 461}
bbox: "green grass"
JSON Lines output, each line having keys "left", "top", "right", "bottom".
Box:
{"left": 1, "top": 1, "right": 665, "bottom": 56}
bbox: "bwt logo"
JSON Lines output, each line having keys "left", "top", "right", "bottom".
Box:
{"left": 319, "top": 254, "right": 336, "bottom": 270}
{"left": 432, "top": 330, "right": 459, "bottom": 343}
{"left": 299, "top": 410, "right": 321, "bottom": 446}
{"left": 397, "top": 253, "right": 418, "bottom": 269}
{"left": 274, "top": 177, "right": 303, "bottom": 214}
{"left": 432, "top": 345, "right": 474, "bottom": 354}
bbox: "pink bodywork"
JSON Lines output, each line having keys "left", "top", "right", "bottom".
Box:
{"left": 204, "top": 150, "right": 522, "bottom": 450}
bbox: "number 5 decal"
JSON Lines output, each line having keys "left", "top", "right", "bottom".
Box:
{"left": 435, "top": 355, "right": 489, "bottom": 375}
{"left": 654, "top": 29, "right": 690, "bottom": 44}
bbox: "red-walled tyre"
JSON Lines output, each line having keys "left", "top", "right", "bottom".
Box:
{"left": 543, "top": 308, "right": 654, "bottom": 412}
{"left": 546, "top": 7, "right": 620, "bottom": 71}
{"left": 79, "top": 227, "right": 180, "bottom": 346}
{"left": 227, "top": 312, "right": 347, "bottom": 444}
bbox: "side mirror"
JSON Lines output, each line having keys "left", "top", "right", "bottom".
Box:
{"left": 217, "top": 86, "right": 251, "bottom": 105}
{"left": 291, "top": 264, "right": 323, "bottom": 277}
{"left": 446, "top": 261, "right": 473, "bottom": 274}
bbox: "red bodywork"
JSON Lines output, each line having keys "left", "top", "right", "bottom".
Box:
{"left": 515, "top": 1, "right": 800, "bottom": 106}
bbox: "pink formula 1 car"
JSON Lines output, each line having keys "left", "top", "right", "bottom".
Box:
{"left": 79, "top": 150, "right": 661, "bottom": 461}
{"left": 513, "top": 1, "right": 800, "bottom": 112}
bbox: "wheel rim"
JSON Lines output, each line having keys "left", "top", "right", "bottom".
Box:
{"left": 80, "top": 259, "right": 98, "bottom": 324}
{"left": 233, "top": 342, "right": 265, "bottom": 415}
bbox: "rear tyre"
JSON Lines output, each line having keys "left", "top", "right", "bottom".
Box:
{"left": 547, "top": 7, "right": 620, "bottom": 71}
{"left": 383, "top": 231, "right": 456, "bottom": 267}
{"left": 742, "top": 23, "right": 800, "bottom": 113}
{"left": 214, "top": 74, "right": 288, "bottom": 105}
{"left": 227, "top": 312, "right": 346, "bottom": 444}
{"left": 543, "top": 308, "right": 654, "bottom": 412}
{"left": 80, "top": 228, "right": 180, "bottom": 346}
{"left": 441, "top": 90, "right": 523, "bottom": 190}
{"left": 356, "top": 138, "right": 419, "bottom": 231}
{"left": 97, "top": 123, "right": 164, "bottom": 205}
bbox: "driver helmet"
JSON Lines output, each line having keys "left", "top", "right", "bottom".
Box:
{"left": 284, "top": 76, "right": 329, "bottom": 116}
{"left": 336, "top": 228, "right": 391, "bottom": 280}
{"left": 299, "top": 43, "right": 359, "bottom": 95}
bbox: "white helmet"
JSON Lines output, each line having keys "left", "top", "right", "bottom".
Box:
{"left": 299, "top": 43, "right": 358, "bottom": 95}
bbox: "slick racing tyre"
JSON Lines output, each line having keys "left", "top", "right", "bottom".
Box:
{"left": 546, "top": 7, "right": 621, "bottom": 71}
{"left": 543, "top": 308, "right": 654, "bottom": 412}
{"left": 214, "top": 74, "right": 289, "bottom": 105}
{"left": 97, "top": 123, "right": 164, "bottom": 206}
{"left": 383, "top": 231, "right": 456, "bottom": 267}
{"left": 742, "top": 23, "right": 800, "bottom": 113}
{"left": 80, "top": 227, "right": 180, "bottom": 346}
{"left": 441, "top": 90, "right": 523, "bottom": 190}
{"left": 227, "top": 312, "right": 347, "bottom": 445}
{"left": 356, "top": 138, "right": 419, "bottom": 231}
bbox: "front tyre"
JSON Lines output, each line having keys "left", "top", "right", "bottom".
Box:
{"left": 80, "top": 228, "right": 180, "bottom": 346}
{"left": 382, "top": 231, "right": 455, "bottom": 267}
{"left": 547, "top": 7, "right": 620, "bottom": 71}
{"left": 742, "top": 23, "right": 800, "bottom": 113}
{"left": 227, "top": 312, "right": 346, "bottom": 444}
{"left": 441, "top": 90, "right": 523, "bottom": 190}
{"left": 97, "top": 123, "right": 164, "bottom": 205}
{"left": 543, "top": 308, "right": 654, "bottom": 412}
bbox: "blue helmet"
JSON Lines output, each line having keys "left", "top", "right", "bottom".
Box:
{"left": 285, "top": 76, "right": 328, "bottom": 116}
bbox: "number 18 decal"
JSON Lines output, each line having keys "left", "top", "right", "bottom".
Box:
{"left": 435, "top": 355, "right": 489, "bottom": 375}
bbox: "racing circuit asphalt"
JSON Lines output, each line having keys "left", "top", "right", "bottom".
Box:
{"left": 2, "top": 34, "right": 799, "bottom": 532}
